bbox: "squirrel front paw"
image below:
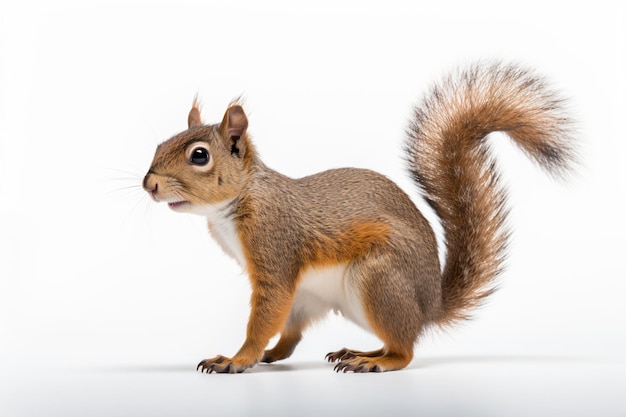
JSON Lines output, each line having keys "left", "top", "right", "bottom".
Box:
{"left": 196, "top": 355, "right": 256, "bottom": 374}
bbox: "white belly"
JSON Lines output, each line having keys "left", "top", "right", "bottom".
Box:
{"left": 295, "top": 263, "right": 372, "bottom": 332}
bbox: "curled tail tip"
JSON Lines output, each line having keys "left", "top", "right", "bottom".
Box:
{"left": 408, "top": 60, "right": 578, "bottom": 177}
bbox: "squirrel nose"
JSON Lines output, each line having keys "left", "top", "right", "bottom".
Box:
{"left": 143, "top": 172, "right": 159, "bottom": 197}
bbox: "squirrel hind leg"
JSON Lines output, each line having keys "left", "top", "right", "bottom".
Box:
{"left": 332, "top": 253, "right": 428, "bottom": 372}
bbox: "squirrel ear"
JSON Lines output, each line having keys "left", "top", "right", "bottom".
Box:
{"left": 188, "top": 97, "right": 202, "bottom": 128}
{"left": 220, "top": 104, "right": 249, "bottom": 158}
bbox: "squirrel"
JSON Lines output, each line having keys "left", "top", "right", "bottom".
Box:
{"left": 143, "top": 62, "right": 576, "bottom": 373}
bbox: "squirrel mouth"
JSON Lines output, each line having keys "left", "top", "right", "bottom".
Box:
{"left": 167, "top": 201, "right": 189, "bottom": 210}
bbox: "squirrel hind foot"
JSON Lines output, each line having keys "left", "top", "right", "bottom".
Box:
{"left": 325, "top": 347, "right": 384, "bottom": 363}
{"left": 327, "top": 348, "right": 412, "bottom": 373}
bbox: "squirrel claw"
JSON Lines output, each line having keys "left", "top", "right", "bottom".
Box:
{"left": 197, "top": 355, "right": 248, "bottom": 374}
{"left": 325, "top": 348, "right": 361, "bottom": 362}
{"left": 333, "top": 358, "right": 382, "bottom": 373}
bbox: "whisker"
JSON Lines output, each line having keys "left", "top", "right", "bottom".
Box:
{"left": 94, "top": 166, "right": 158, "bottom": 230}
{"left": 100, "top": 176, "right": 145, "bottom": 197}
{"left": 105, "top": 167, "right": 145, "bottom": 178}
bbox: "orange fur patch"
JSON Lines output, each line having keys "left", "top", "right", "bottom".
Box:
{"left": 303, "top": 221, "right": 390, "bottom": 268}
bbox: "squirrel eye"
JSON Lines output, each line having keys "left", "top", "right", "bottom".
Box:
{"left": 190, "top": 147, "right": 210, "bottom": 166}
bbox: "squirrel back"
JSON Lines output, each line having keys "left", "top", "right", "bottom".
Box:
{"left": 405, "top": 62, "right": 576, "bottom": 325}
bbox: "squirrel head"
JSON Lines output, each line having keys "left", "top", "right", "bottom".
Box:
{"left": 143, "top": 99, "right": 253, "bottom": 214}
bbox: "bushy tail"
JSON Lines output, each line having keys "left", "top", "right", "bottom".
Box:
{"left": 405, "top": 62, "right": 576, "bottom": 325}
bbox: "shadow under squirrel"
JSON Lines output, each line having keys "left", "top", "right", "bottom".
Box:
{"left": 143, "top": 62, "right": 576, "bottom": 373}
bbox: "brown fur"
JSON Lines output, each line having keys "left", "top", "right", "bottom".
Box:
{"left": 143, "top": 62, "right": 575, "bottom": 373}
{"left": 405, "top": 62, "right": 575, "bottom": 325}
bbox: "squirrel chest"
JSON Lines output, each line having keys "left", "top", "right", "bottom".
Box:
{"left": 196, "top": 199, "right": 248, "bottom": 268}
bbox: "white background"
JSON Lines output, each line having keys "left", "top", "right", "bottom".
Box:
{"left": 1, "top": 0, "right": 625, "bottom": 416}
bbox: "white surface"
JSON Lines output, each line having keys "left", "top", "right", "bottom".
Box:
{"left": 1, "top": 0, "right": 625, "bottom": 416}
